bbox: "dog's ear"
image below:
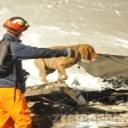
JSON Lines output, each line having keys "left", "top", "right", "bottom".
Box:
{"left": 87, "top": 47, "right": 92, "bottom": 61}
{"left": 77, "top": 45, "right": 89, "bottom": 60}
{"left": 87, "top": 46, "right": 99, "bottom": 61}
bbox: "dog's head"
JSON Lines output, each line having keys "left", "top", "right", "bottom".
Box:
{"left": 78, "top": 44, "right": 99, "bottom": 63}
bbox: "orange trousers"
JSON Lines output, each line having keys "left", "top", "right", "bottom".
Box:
{"left": 0, "top": 87, "right": 32, "bottom": 128}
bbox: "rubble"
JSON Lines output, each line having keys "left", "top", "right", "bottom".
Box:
{"left": 103, "top": 76, "right": 128, "bottom": 89}
{"left": 25, "top": 79, "right": 128, "bottom": 128}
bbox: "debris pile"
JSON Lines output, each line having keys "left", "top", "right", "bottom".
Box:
{"left": 103, "top": 76, "right": 128, "bottom": 89}
{"left": 25, "top": 79, "right": 128, "bottom": 128}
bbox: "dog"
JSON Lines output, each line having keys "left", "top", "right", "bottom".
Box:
{"left": 35, "top": 44, "right": 98, "bottom": 84}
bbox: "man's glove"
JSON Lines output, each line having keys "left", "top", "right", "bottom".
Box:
{"left": 66, "top": 48, "right": 77, "bottom": 58}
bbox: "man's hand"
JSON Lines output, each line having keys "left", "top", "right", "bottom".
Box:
{"left": 66, "top": 48, "right": 78, "bottom": 58}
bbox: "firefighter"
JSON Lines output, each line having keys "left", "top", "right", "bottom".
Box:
{"left": 0, "top": 16, "right": 75, "bottom": 128}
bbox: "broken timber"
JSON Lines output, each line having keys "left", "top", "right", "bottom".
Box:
{"left": 25, "top": 81, "right": 128, "bottom": 105}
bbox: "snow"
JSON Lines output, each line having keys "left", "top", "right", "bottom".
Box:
{"left": 76, "top": 120, "right": 124, "bottom": 128}
{"left": 24, "top": 63, "right": 112, "bottom": 91}
{"left": 65, "top": 65, "right": 112, "bottom": 91}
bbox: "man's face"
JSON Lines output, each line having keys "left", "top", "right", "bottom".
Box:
{"left": 7, "top": 28, "right": 23, "bottom": 39}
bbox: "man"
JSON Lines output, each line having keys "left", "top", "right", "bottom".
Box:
{"left": 0, "top": 16, "right": 75, "bottom": 128}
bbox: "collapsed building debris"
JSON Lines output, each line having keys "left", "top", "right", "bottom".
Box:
{"left": 25, "top": 78, "right": 128, "bottom": 128}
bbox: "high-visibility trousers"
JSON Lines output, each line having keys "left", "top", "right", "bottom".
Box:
{"left": 0, "top": 87, "right": 32, "bottom": 128}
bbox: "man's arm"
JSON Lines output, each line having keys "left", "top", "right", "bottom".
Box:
{"left": 10, "top": 43, "right": 74, "bottom": 60}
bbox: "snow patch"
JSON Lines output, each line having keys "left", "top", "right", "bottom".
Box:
{"left": 23, "top": 61, "right": 112, "bottom": 91}
{"left": 65, "top": 65, "right": 111, "bottom": 91}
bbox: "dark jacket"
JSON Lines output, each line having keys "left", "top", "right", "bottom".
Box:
{"left": 0, "top": 33, "right": 68, "bottom": 91}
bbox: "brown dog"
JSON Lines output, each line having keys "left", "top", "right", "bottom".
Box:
{"left": 35, "top": 44, "right": 98, "bottom": 84}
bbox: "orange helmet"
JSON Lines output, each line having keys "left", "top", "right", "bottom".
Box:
{"left": 3, "top": 16, "right": 29, "bottom": 34}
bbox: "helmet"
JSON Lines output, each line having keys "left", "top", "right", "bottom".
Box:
{"left": 3, "top": 16, "right": 29, "bottom": 34}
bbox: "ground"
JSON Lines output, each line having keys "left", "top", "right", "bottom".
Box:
{"left": 25, "top": 81, "right": 128, "bottom": 128}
